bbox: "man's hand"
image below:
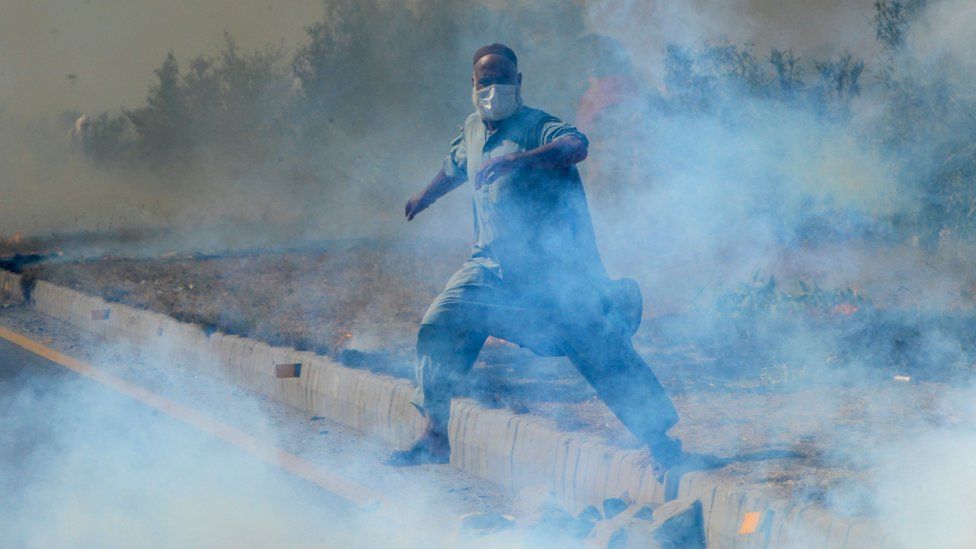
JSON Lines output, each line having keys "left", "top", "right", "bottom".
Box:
{"left": 475, "top": 153, "right": 523, "bottom": 189}
{"left": 405, "top": 190, "right": 432, "bottom": 221}
{"left": 404, "top": 168, "right": 467, "bottom": 222}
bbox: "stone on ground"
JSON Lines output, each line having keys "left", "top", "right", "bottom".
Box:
{"left": 511, "top": 484, "right": 596, "bottom": 542}
{"left": 579, "top": 504, "right": 603, "bottom": 522}
{"left": 585, "top": 498, "right": 705, "bottom": 549}
{"left": 456, "top": 512, "right": 515, "bottom": 537}
{"left": 585, "top": 503, "right": 653, "bottom": 548}
{"left": 602, "top": 497, "right": 629, "bottom": 520}
{"left": 633, "top": 505, "right": 654, "bottom": 521}
{"left": 646, "top": 497, "right": 705, "bottom": 548}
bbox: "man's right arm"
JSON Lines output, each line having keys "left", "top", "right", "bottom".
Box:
{"left": 405, "top": 168, "right": 466, "bottom": 221}
{"left": 406, "top": 121, "right": 469, "bottom": 221}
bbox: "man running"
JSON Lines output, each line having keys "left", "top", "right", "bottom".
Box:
{"left": 394, "top": 43, "right": 684, "bottom": 475}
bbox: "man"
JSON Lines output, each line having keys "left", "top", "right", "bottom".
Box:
{"left": 394, "top": 43, "right": 684, "bottom": 474}
{"left": 71, "top": 114, "right": 91, "bottom": 150}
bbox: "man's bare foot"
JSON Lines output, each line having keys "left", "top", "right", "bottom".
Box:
{"left": 648, "top": 437, "right": 725, "bottom": 482}
{"left": 648, "top": 436, "right": 685, "bottom": 481}
{"left": 385, "top": 432, "right": 450, "bottom": 466}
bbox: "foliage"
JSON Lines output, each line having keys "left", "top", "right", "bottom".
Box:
{"left": 75, "top": 0, "right": 976, "bottom": 245}
{"left": 812, "top": 52, "right": 864, "bottom": 118}
{"left": 126, "top": 35, "right": 291, "bottom": 167}
{"left": 715, "top": 274, "right": 871, "bottom": 318}
{"left": 290, "top": 0, "right": 587, "bottom": 136}
{"left": 661, "top": 42, "right": 864, "bottom": 119}
{"left": 658, "top": 273, "right": 976, "bottom": 384}
{"left": 874, "top": 0, "right": 928, "bottom": 51}
{"left": 870, "top": 0, "right": 976, "bottom": 242}
{"left": 87, "top": 113, "right": 133, "bottom": 166}
{"left": 125, "top": 52, "right": 187, "bottom": 164}
{"left": 769, "top": 49, "right": 804, "bottom": 99}
{"left": 84, "top": 35, "right": 291, "bottom": 170}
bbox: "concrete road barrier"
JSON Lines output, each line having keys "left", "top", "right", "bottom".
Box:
{"left": 0, "top": 270, "right": 24, "bottom": 302}
{"left": 3, "top": 270, "right": 883, "bottom": 547}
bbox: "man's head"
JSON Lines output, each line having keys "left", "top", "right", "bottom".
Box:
{"left": 471, "top": 43, "right": 523, "bottom": 121}
{"left": 472, "top": 43, "right": 521, "bottom": 90}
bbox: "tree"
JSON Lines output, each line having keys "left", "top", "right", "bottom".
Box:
{"left": 125, "top": 52, "right": 188, "bottom": 164}
{"left": 874, "top": 0, "right": 927, "bottom": 51}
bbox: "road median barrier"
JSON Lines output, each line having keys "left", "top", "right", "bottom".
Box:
{"left": 1, "top": 269, "right": 883, "bottom": 547}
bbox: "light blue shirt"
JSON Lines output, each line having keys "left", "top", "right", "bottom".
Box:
{"left": 443, "top": 106, "right": 608, "bottom": 290}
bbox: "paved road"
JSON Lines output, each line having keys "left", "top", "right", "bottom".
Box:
{"left": 0, "top": 337, "right": 375, "bottom": 547}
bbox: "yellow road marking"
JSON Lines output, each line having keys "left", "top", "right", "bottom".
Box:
{"left": 0, "top": 326, "right": 383, "bottom": 509}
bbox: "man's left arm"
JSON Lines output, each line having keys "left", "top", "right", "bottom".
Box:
{"left": 517, "top": 135, "right": 589, "bottom": 168}
{"left": 475, "top": 118, "right": 588, "bottom": 189}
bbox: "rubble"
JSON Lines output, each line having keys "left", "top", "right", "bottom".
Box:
{"left": 511, "top": 484, "right": 597, "bottom": 542}
{"left": 585, "top": 503, "right": 653, "bottom": 548}
{"left": 456, "top": 512, "right": 515, "bottom": 537}
{"left": 632, "top": 505, "right": 654, "bottom": 521}
{"left": 602, "top": 497, "right": 629, "bottom": 520}
{"left": 585, "top": 497, "right": 705, "bottom": 549}
{"left": 645, "top": 498, "right": 705, "bottom": 548}
{"left": 579, "top": 505, "right": 603, "bottom": 522}
{"left": 510, "top": 484, "right": 705, "bottom": 548}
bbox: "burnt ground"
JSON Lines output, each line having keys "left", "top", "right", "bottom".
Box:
{"left": 15, "top": 238, "right": 466, "bottom": 359}
{"left": 6, "top": 236, "right": 976, "bottom": 520}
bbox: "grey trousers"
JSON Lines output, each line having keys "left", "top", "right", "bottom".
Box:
{"left": 410, "top": 261, "right": 679, "bottom": 444}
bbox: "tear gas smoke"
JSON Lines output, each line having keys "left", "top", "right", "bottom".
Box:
{"left": 5, "top": 0, "right": 976, "bottom": 545}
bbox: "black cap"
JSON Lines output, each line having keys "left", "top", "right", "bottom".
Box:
{"left": 473, "top": 43, "right": 517, "bottom": 67}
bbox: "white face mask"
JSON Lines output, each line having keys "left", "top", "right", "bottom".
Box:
{"left": 472, "top": 84, "right": 522, "bottom": 121}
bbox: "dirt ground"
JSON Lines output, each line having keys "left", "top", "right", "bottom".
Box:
{"left": 18, "top": 239, "right": 465, "bottom": 361}
{"left": 6, "top": 235, "right": 976, "bottom": 520}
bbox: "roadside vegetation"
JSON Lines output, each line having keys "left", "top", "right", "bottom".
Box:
{"left": 74, "top": 1, "right": 973, "bottom": 243}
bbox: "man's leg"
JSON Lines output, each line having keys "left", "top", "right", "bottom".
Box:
{"left": 388, "top": 325, "right": 485, "bottom": 466}
{"left": 415, "top": 325, "right": 486, "bottom": 430}
{"left": 558, "top": 315, "right": 681, "bottom": 464}
{"left": 388, "top": 262, "right": 501, "bottom": 465}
